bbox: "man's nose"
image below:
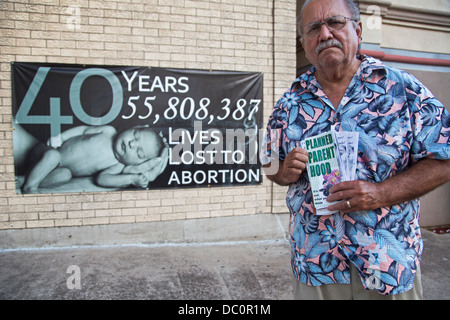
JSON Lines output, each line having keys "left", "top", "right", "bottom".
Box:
{"left": 318, "top": 23, "right": 333, "bottom": 41}
{"left": 128, "top": 140, "right": 136, "bottom": 149}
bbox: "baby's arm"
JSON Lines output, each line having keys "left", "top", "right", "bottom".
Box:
{"left": 96, "top": 163, "right": 150, "bottom": 188}
{"left": 48, "top": 125, "right": 116, "bottom": 147}
{"left": 122, "top": 157, "right": 162, "bottom": 174}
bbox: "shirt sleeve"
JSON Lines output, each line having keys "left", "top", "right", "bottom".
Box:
{"left": 405, "top": 72, "right": 450, "bottom": 161}
{"left": 259, "top": 95, "right": 289, "bottom": 166}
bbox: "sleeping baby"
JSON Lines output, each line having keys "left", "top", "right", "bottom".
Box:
{"left": 22, "top": 125, "right": 168, "bottom": 193}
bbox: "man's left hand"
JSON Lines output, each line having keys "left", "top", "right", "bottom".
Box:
{"left": 326, "top": 180, "right": 383, "bottom": 214}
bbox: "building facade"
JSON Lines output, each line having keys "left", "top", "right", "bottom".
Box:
{"left": 0, "top": 0, "right": 297, "bottom": 245}
{"left": 0, "top": 0, "right": 448, "bottom": 248}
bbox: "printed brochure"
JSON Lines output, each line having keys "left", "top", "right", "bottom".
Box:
{"left": 301, "top": 130, "right": 358, "bottom": 215}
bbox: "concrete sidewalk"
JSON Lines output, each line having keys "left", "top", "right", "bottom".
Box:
{"left": 0, "top": 217, "right": 448, "bottom": 300}
{"left": 0, "top": 240, "right": 292, "bottom": 300}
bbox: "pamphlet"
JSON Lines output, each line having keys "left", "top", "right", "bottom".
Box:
{"left": 301, "top": 130, "right": 359, "bottom": 215}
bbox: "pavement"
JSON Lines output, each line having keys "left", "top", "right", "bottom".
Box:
{"left": 0, "top": 223, "right": 448, "bottom": 300}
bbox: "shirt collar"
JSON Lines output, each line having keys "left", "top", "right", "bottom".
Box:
{"left": 295, "top": 54, "right": 387, "bottom": 87}
{"left": 358, "top": 54, "right": 387, "bottom": 81}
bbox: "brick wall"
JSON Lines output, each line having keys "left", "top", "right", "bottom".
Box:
{"left": 0, "top": 0, "right": 296, "bottom": 230}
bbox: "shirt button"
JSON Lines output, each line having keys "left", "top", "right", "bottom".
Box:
{"left": 339, "top": 241, "right": 345, "bottom": 247}
{"left": 333, "top": 118, "right": 339, "bottom": 123}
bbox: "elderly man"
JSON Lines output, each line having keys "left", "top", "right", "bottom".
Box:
{"left": 261, "top": 0, "right": 450, "bottom": 300}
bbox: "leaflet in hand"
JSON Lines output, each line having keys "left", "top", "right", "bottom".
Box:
{"left": 301, "top": 130, "right": 359, "bottom": 215}
{"left": 333, "top": 131, "right": 359, "bottom": 182}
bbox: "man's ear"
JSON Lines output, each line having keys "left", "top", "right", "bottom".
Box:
{"left": 356, "top": 20, "right": 363, "bottom": 43}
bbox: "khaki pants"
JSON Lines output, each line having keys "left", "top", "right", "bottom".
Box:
{"left": 293, "top": 263, "right": 423, "bottom": 300}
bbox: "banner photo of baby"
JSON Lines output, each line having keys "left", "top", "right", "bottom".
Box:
{"left": 11, "top": 62, "right": 263, "bottom": 194}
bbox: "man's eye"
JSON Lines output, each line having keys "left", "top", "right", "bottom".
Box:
{"left": 307, "top": 24, "right": 320, "bottom": 34}
{"left": 328, "top": 19, "right": 343, "bottom": 28}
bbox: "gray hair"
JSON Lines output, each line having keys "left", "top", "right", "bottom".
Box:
{"left": 297, "top": 0, "right": 360, "bottom": 38}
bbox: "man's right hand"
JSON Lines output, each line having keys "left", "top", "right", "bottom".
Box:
{"left": 264, "top": 147, "right": 309, "bottom": 186}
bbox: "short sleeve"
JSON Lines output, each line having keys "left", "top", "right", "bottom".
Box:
{"left": 259, "top": 96, "right": 289, "bottom": 166}
{"left": 406, "top": 72, "right": 450, "bottom": 161}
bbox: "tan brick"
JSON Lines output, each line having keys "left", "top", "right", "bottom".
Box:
{"left": 148, "top": 206, "right": 172, "bottom": 215}
{"left": 82, "top": 201, "right": 109, "bottom": 210}
{"left": 68, "top": 210, "right": 95, "bottom": 219}
{"left": 110, "top": 216, "right": 135, "bottom": 224}
{"left": 121, "top": 191, "right": 148, "bottom": 201}
{"left": 135, "top": 199, "right": 161, "bottom": 207}
{"left": 0, "top": 221, "right": 25, "bottom": 229}
{"left": 109, "top": 200, "right": 135, "bottom": 209}
{"left": 0, "top": 204, "right": 24, "bottom": 214}
{"left": 186, "top": 210, "right": 210, "bottom": 219}
{"left": 82, "top": 217, "right": 109, "bottom": 226}
{"left": 136, "top": 212, "right": 161, "bottom": 223}
{"left": 65, "top": 193, "right": 93, "bottom": 203}
{"left": 161, "top": 198, "right": 185, "bottom": 206}
{"left": 10, "top": 212, "right": 38, "bottom": 221}
{"left": 54, "top": 203, "right": 82, "bottom": 211}
{"left": 0, "top": 0, "right": 294, "bottom": 231}
{"left": 122, "top": 207, "right": 147, "bottom": 216}
{"left": 39, "top": 211, "right": 67, "bottom": 220}
{"left": 94, "top": 193, "right": 121, "bottom": 202}
{"left": 26, "top": 219, "right": 54, "bottom": 228}
{"left": 95, "top": 209, "right": 122, "bottom": 217}
{"left": 55, "top": 219, "right": 82, "bottom": 227}
{"left": 24, "top": 204, "right": 53, "bottom": 213}
{"left": 163, "top": 212, "right": 186, "bottom": 221}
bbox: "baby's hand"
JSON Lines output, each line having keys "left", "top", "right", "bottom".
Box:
{"left": 47, "top": 134, "right": 63, "bottom": 148}
{"left": 132, "top": 173, "right": 150, "bottom": 188}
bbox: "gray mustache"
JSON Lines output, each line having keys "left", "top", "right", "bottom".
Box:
{"left": 315, "top": 39, "right": 343, "bottom": 55}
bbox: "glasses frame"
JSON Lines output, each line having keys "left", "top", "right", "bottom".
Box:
{"left": 301, "top": 15, "right": 359, "bottom": 39}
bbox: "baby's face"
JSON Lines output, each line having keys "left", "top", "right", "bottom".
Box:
{"left": 114, "top": 127, "right": 160, "bottom": 165}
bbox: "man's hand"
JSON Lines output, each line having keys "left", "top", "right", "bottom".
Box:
{"left": 264, "top": 147, "right": 309, "bottom": 186}
{"left": 326, "top": 180, "right": 383, "bottom": 214}
{"left": 326, "top": 158, "right": 450, "bottom": 214}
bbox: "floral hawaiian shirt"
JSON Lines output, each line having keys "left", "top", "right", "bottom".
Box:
{"left": 261, "top": 55, "right": 450, "bottom": 295}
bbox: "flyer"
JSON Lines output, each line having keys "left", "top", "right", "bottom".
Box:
{"left": 301, "top": 130, "right": 359, "bottom": 215}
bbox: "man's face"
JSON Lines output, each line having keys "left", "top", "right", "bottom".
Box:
{"left": 114, "top": 127, "right": 160, "bottom": 165}
{"left": 300, "top": 0, "right": 362, "bottom": 70}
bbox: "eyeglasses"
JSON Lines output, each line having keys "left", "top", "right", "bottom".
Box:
{"left": 302, "top": 15, "right": 358, "bottom": 38}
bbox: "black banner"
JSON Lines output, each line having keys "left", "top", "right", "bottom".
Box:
{"left": 12, "top": 62, "right": 263, "bottom": 194}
